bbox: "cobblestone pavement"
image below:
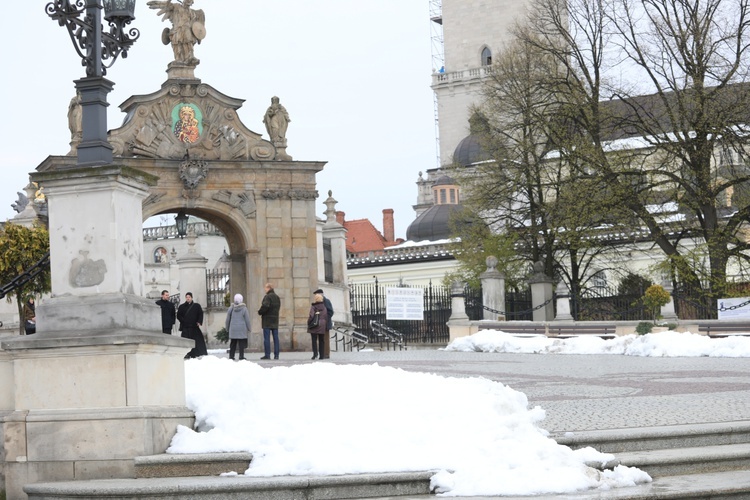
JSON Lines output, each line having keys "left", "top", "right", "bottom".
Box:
{"left": 241, "top": 349, "right": 750, "bottom": 435}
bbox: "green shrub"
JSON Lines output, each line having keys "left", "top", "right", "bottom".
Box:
{"left": 636, "top": 321, "right": 653, "bottom": 335}
{"left": 215, "top": 327, "right": 228, "bottom": 343}
{"left": 665, "top": 323, "right": 677, "bottom": 331}
{"left": 642, "top": 284, "right": 671, "bottom": 322}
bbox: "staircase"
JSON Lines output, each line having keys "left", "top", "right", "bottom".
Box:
{"left": 24, "top": 453, "right": 434, "bottom": 499}
{"left": 24, "top": 422, "right": 750, "bottom": 499}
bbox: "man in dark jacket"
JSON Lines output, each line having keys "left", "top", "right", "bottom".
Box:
{"left": 177, "top": 292, "right": 207, "bottom": 359}
{"left": 155, "top": 290, "right": 176, "bottom": 334}
{"left": 314, "top": 288, "right": 334, "bottom": 359}
{"left": 258, "top": 283, "right": 281, "bottom": 360}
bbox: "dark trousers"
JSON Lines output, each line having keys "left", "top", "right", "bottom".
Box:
{"left": 229, "top": 339, "right": 248, "bottom": 360}
{"left": 182, "top": 326, "right": 207, "bottom": 358}
{"left": 162, "top": 328, "right": 172, "bottom": 334}
{"left": 263, "top": 328, "right": 279, "bottom": 358}
{"left": 310, "top": 333, "right": 324, "bottom": 358}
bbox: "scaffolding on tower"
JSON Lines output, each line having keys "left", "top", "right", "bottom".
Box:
{"left": 429, "top": 0, "right": 444, "bottom": 168}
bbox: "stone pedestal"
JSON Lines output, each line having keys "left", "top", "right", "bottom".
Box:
{"left": 0, "top": 332, "right": 194, "bottom": 500}
{"left": 447, "top": 282, "right": 473, "bottom": 341}
{"left": 480, "top": 256, "right": 505, "bottom": 320}
{"left": 0, "top": 165, "right": 195, "bottom": 499}
{"left": 554, "top": 282, "right": 574, "bottom": 321}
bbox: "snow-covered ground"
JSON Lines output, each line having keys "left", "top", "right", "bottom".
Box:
{"left": 168, "top": 330, "right": 750, "bottom": 496}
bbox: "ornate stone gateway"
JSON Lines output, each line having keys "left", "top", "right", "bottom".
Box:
{"left": 0, "top": 3, "right": 325, "bottom": 497}
{"left": 43, "top": 0, "right": 325, "bottom": 353}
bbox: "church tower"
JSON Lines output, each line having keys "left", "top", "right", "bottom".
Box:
{"left": 431, "top": 0, "right": 531, "bottom": 167}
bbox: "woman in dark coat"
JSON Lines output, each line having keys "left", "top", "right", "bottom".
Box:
{"left": 308, "top": 293, "right": 328, "bottom": 360}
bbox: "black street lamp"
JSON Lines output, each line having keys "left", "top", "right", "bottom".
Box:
{"left": 175, "top": 211, "right": 189, "bottom": 238}
{"left": 46, "top": 0, "right": 140, "bottom": 167}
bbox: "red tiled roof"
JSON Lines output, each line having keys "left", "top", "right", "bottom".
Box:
{"left": 343, "top": 219, "right": 386, "bottom": 254}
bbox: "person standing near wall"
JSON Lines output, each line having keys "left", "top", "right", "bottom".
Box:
{"left": 314, "top": 288, "right": 333, "bottom": 359}
{"left": 258, "top": 283, "right": 281, "bottom": 360}
{"left": 177, "top": 292, "right": 207, "bottom": 359}
{"left": 23, "top": 297, "right": 36, "bottom": 335}
{"left": 226, "top": 293, "right": 251, "bottom": 361}
{"left": 308, "top": 293, "right": 329, "bottom": 360}
{"left": 155, "top": 290, "right": 176, "bottom": 334}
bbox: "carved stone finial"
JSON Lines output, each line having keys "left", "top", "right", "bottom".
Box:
{"left": 485, "top": 255, "right": 498, "bottom": 272}
{"left": 324, "top": 191, "right": 338, "bottom": 223}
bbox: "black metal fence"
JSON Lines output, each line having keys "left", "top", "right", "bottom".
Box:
{"left": 351, "top": 277, "right": 750, "bottom": 339}
{"left": 573, "top": 285, "right": 648, "bottom": 321}
{"left": 350, "top": 282, "right": 453, "bottom": 344}
{"left": 206, "top": 270, "right": 230, "bottom": 308}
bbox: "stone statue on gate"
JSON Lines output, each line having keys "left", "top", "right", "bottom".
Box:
{"left": 263, "top": 96, "right": 292, "bottom": 160}
{"left": 148, "top": 0, "right": 206, "bottom": 66}
{"left": 67, "top": 91, "right": 82, "bottom": 154}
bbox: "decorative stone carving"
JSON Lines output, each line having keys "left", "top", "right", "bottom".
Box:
{"left": 69, "top": 250, "right": 107, "bottom": 288}
{"left": 143, "top": 193, "right": 165, "bottom": 208}
{"left": 179, "top": 157, "right": 208, "bottom": 190}
{"left": 109, "top": 83, "right": 276, "bottom": 162}
{"left": 212, "top": 190, "right": 256, "bottom": 218}
{"left": 261, "top": 189, "right": 318, "bottom": 200}
{"left": 11, "top": 192, "right": 28, "bottom": 214}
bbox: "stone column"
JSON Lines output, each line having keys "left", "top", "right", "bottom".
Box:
{"left": 177, "top": 229, "right": 209, "bottom": 307}
{"left": 528, "top": 262, "right": 555, "bottom": 322}
{"left": 447, "top": 281, "right": 473, "bottom": 341}
{"left": 322, "top": 191, "right": 348, "bottom": 286}
{"left": 554, "top": 281, "right": 574, "bottom": 321}
{"left": 480, "top": 256, "right": 505, "bottom": 320}
{"left": 660, "top": 279, "right": 678, "bottom": 321}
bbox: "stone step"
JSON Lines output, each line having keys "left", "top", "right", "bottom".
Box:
{"left": 134, "top": 452, "right": 253, "bottom": 478}
{"left": 376, "top": 469, "right": 750, "bottom": 499}
{"left": 616, "top": 442, "right": 750, "bottom": 478}
{"left": 24, "top": 471, "right": 435, "bottom": 500}
{"left": 555, "top": 420, "right": 750, "bottom": 453}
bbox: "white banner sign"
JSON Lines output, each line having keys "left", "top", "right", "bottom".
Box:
{"left": 386, "top": 287, "right": 424, "bottom": 320}
{"left": 717, "top": 297, "right": 750, "bottom": 320}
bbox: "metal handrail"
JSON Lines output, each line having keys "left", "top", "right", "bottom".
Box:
{"left": 0, "top": 251, "right": 51, "bottom": 300}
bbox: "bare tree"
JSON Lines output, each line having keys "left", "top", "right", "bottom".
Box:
{"left": 515, "top": 0, "right": 750, "bottom": 312}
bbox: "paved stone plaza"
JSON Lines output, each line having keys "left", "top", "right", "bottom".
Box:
{"left": 244, "top": 349, "right": 750, "bottom": 436}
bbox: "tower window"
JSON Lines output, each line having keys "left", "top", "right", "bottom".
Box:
{"left": 481, "top": 47, "right": 492, "bottom": 66}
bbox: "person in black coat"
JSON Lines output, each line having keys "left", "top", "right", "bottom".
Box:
{"left": 258, "top": 283, "right": 281, "bottom": 360}
{"left": 177, "top": 292, "right": 207, "bottom": 359}
{"left": 155, "top": 290, "right": 176, "bottom": 334}
{"left": 308, "top": 293, "right": 329, "bottom": 360}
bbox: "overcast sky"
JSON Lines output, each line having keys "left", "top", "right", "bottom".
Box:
{"left": 1, "top": 2, "right": 437, "bottom": 238}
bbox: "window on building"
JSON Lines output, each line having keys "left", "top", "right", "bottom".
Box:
{"left": 449, "top": 189, "right": 456, "bottom": 204}
{"left": 481, "top": 47, "right": 492, "bottom": 66}
{"left": 323, "top": 238, "right": 333, "bottom": 283}
{"left": 440, "top": 189, "right": 447, "bottom": 204}
{"left": 592, "top": 270, "right": 607, "bottom": 289}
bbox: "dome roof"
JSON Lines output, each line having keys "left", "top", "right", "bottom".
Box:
{"left": 406, "top": 204, "right": 462, "bottom": 242}
{"left": 453, "top": 134, "right": 491, "bottom": 167}
{"left": 433, "top": 175, "right": 456, "bottom": 186}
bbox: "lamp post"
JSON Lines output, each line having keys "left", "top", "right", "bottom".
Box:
{"left": 46, "top": 0, "right": 140, "bottom": 167}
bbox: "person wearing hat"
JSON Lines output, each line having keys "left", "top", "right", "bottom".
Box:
{"left": 314, "top": 288, "right": 333, "bottom": 359}
{"left": 225, "top": 293, "right": 251, "bottom": 361}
